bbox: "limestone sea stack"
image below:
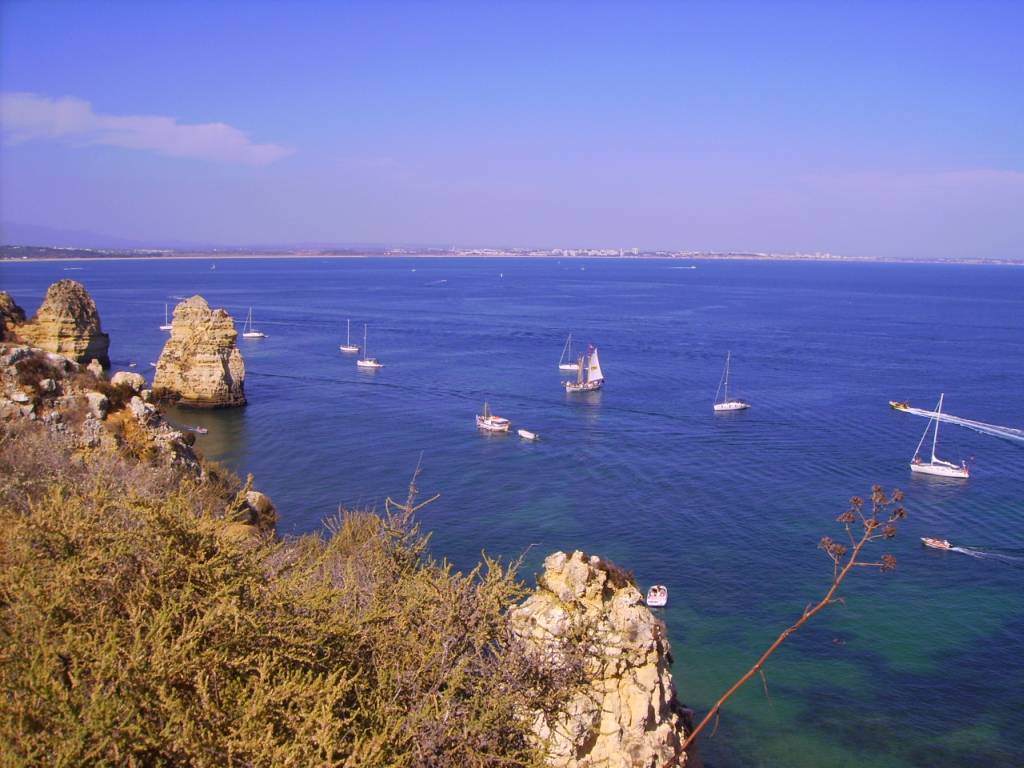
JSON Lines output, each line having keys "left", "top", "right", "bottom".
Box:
{"left": 16, "top": 280, "right": 110, "bottom": 368}
{"left": 153, "top": 296, "right": 246, "bottom": 407}
{"left": 512, "top": 551, "right": 686, "bottom": 768}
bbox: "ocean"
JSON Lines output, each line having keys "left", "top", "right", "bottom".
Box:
{"left": 3, "top": 256, "right": 1022, "bottom": 767}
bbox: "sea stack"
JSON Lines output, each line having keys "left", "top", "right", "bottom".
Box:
{"left": 152, "top": 296, "right": 246, "bottom": 407}
{"left": 15, "top": 280, "right": 110, "bottom": 368}
{"left": 512, "top": 551, "right": 686, "bottom": 768}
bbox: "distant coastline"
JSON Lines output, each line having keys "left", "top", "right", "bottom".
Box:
{"left": 1, "top": 244, "right": 1020, "bottom": 267}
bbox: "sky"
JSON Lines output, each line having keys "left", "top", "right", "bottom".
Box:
{"left": 1, "top": 0, "right": 1022, "bottom": 258}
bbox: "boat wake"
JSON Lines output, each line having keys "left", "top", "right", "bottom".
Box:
{"left": 949, "top": 546, "right": 1024, "bottom": 563}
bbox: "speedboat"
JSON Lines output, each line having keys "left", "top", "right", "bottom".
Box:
{"left": 517, "top": 428, "right": 538, "bottom": 441}
{"left": 889, "top": 400, "right": 909, "bottom": 410}
{"left": 476, "top": 402, "right": 510, "bottom": 432}
{"left": 646, "top": 585, "right": 668, "bottom": 607}
{"left": 921, "top": 537, "right": 952, "bottom": 550}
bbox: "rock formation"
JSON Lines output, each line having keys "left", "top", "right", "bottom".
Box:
{"left": 512, "top": 551, "right": 686, "bottom": 768}
{"left": 0, "top": 292, "right": 26, "bottom": 341}
{"left": 152, "top": 296, "right": 246, "bottom": 407}
{"left": 15, "top": 280, "right": 110, "bottom": 367}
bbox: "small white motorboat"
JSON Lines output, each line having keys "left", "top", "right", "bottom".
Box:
{"left": 476, "top": 402, "right": 510, "bottom": 432}
{"left": 646, "top": 585, "right": 668, "bottom": 607}
{"left": 517, "top": 428, "right": 538, "bottom": 441}
{"left": 921, "top": 537, "right": 952, "bottom": 550}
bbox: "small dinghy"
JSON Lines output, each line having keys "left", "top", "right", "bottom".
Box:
{"left": 646, "top": 585, "right": 668, "bottom": 607}
{"left": 517, "top": 429, "right": 538, "bottom": 441}
{"left": 921, "top": 537, "right": 952, "bottom": 550}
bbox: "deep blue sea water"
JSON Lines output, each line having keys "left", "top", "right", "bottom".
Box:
{"left": 3, "top": 257, "right": 1022, "bottom": 767}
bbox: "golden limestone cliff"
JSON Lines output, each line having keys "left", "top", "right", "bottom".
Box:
{"left": 14, "top": 280, "right": 110, "bottom": 368}
{"left": 512, "top": 551, "right": 688, "bottom": 768}
{"left": 0, "top": 292, "right": 26, "bottom": 341}
{"left": 153, "top": 296, "right": 246, "bottom": 407}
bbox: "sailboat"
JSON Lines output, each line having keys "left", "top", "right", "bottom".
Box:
{"left": 356, "top": 324, "right": 383, "bottom": 369}
{"left": 910, "top": 394, "right": 969, "bottom": 478}
{"left": 241, "top": 307, "right": 267, "bottom": 339}
{"left": 476, "top": 401, "right": 510, "bottom": 432}
{"left": 558, "top": 334, "right": 580, "bottom": 372}
{"left": 159, "top": 303, "right": 173, "bottom": 331}
{"left": 713, "top": 351, "right": 749, "bottom": 412}
{"left": 564, "top": 345, "right": 604, "bottom": 392}
{"left": 339, "top": 319, "right": 360, "bottom": 353}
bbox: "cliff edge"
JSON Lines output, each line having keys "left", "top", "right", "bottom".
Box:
{"left": 513, "top": 550, "right": 686, "bottom": 768}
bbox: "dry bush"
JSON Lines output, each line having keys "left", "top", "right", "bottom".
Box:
{"left": 14, "top": 353, "right": 62, "bottom": 399}
{"left": 0, "top": 426, "right": 583, "bottom": 767}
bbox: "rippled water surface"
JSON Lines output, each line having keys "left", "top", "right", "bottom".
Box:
{"left": 4, "top": 257, "right": 1023, "bottom": 767}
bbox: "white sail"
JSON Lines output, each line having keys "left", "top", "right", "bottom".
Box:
{"left": 587, "top": 348, "right": 604, "bottom": 382}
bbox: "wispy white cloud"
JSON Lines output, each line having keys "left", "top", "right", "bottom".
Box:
{"left": 0, "top": 92, "right": 293, "bottom": 165}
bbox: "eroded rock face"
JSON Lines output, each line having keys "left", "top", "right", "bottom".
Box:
{"left": 0, "top": 292, "right": 26, "bottom": 341}
{"left": 512, "top": 551, "right": 685, "bottom": 768}
{"left": 152, "top": 296, "right": 246, "bottom": 407}
{"left": 16, "top": 281, "right": 110, "bottom": 367}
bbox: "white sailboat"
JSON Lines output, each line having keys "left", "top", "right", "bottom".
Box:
{"left": 558, "top": 334, "right": 580, "bottom": 372}
{"left": 242, "top": 307, "right": 267, "bottom": 339}
{"left": 339, "top": 318, "right": 360, "bottom": 353}
{"left": 713, "top": 351, "right": 749, "bottom": 412}
{"left": 356, "top": 324, "right": 383, "bottom": 369}
{"left": 565, "top": 345, "right": 604, "bottom": 392}
{"left": 476, "top": 401, "right": 510, "bottom": 432}
{"left": 159, "top": 303, "right": 173, "bottom": 331}
{"left": 910, "top": 394, "right": 969, "bottom": 478}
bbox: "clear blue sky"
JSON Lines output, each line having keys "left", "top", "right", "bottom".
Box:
{"left": 1, "top": 0, "right": 1021, "bottom": 258}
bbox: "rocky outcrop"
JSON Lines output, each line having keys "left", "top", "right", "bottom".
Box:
{"left": 0, "top": 292, "right": 26, "bottom": 341}
{"left": 16, "top": 280, "right": 110, "bottom": 368}
{"left": 512, "top": 551, "right": 685, "bottom": 768}
{"left": 152, "top": 297, "right": 246, "bottom": 408}
{"left": 110, "top": 371, "right": 146, "bottom": 392}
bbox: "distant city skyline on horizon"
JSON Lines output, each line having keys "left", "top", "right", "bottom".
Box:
{"left": 1, "top": 1, "right": 1021, "bottom": 261}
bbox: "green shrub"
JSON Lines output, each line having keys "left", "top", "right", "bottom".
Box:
{"left": 0, "top": 424, "right": 580, "bottom": 767}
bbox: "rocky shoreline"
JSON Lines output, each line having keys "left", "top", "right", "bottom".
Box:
{"left": 0, "top": 279, "right": 692, "bottom": 766}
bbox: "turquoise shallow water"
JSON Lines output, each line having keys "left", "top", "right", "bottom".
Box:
{"left": 3, "top": 257, "right": 1023, "bottom": 766}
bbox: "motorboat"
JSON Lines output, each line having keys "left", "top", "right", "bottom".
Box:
{"left": 476, "top": 402, "right": 510, "bottom": 432}
{"left": 646, "top": 585, "right": 668, "bottom": 607}
{"left": 517, "top": 428, "right": 538, "bottom": 441}
{"left": 921, "top": 537, "right": 952, "bottom": 550}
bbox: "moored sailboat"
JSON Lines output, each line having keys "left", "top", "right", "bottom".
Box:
{"left": 713, "top": 351, "right": 749, "bottom": 412}
{"left": 564, "top": 345, "right": 604, "bottom": 392}
{"left": 242, "top": 307, "right": 267, "bottom": 339}
{"left": 356, "top": 324, "right": 383, "bottom": 368}
{"left": 910, "top": 394, "right": 969, "bottom": 478}
{"left": 558, "top": 334, "right": 580, "bottom": 372}
{"left": 339, "top": 318, "right": 360, "bottom": 353}
{"left": 159, "top": 303, "right": 173, "bottom": 331}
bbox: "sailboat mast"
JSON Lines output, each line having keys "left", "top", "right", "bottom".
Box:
{"left": 932, "top": 393, "right": 944, "bottom": 461}
{"left": 347, "top": 318, "right": 351, "bottom": 345}
{"left": 363, "top": 324, "right": 368, "bottom": 359}
{"left": 724, "top": 351, "right": 731, "bottom": 402}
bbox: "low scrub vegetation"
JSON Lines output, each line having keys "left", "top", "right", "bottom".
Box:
{"left": 0, "top": 422, "right": 582, "bottom": 766}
